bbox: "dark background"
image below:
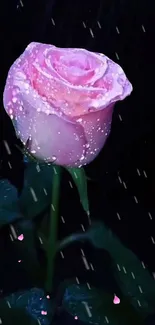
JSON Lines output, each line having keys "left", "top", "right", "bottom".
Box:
{"left": 0, "top": 0, "right": 155, "bottom": 319}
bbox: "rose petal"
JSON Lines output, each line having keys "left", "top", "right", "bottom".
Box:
{"left": 4, "top": 76, "right": 87, "bottom": 166}
{"left": 74, "top": 104, "right": 114, "bottom": 165}
{"left": 31, "top": 46, "right": 132, "bottom": 116}
{"left": 5, "top": 43, "right": 132, "bottom": 119}
{"left": 25, "top": 111, "right": 87, "bottom": 166}
{"left": 46, "top": 48, "right": 107, "bottom": 86}
{"left": 52, "top": 60, "right": 96, "bottom": 86}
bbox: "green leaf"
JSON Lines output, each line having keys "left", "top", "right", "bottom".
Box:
{"left": 0, "top": 288, "right": 53, "bottom": 325}
{"left": 62, "top": 284, "right": 143, "bottom": 325}
{"left": 0, "top": 300, "right": 38, "bottom": 325}
{"left": 65, "top": 167, "right": 89, "bottom": 215}
{"left": 56, "top": 221, "right": 110, "bottom": 252}
{"left": 57, "top": 232, "right": 85, "bottom": 251}
{"left": 87, "top": 221, "right": 155, "bottom": 315}
{"left": 0, "top": 179, "right": 22, "bottom": 227}
{"left": 13, "top": 220, "right": 44, "bottom": 285}
{"left": 19, "top": 162, "right": 54, "bottom": 219}
{"left": 56, "top": 221, "right": 109, "bottom": 252}
{"left": 86, "top": 221, "right": 111, "bottom": 249}
{"left": 38, "top": 230, "right": 85, "bottom": 256}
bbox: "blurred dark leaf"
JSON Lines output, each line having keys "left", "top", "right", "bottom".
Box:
{"left": 0, "top": 179, "right": 22, "bottom": 227}
{"left": 0, "top": 301, "right": 38, "bottom": 325}
{"left": 0, "top": 288, "right": 53, "bottom": 325}
{"left": 19, "top": 162, "right": 54, "bottom": 219}
{"left": 62, "top": 283, "right": 143, "bottom": 325}
{"left": 87, "top": 221, "right": 155, "bottom": 315}
{"left": 86, "top": 221, "right": 111, "bottom": 249}
{"left": 145, "top": 313, "right": 155, "bottom": 325}
{"left": 13, "top": 220, "right": 44, "bottom": 286}
{"left": 56, "top": 221, "right": 108, "bottom": 252}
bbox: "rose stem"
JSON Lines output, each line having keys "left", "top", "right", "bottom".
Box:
{"left": 45, "top": 165, "right": 61, "bottom": 294}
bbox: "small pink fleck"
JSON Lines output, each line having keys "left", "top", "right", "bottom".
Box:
{"left": 41, "top": 310, "right": 47, "bottom": 315}
{"left": 18, "top": 234, "right": 24, "bottom": 241}
{"left": 46, "top": 295, "right": 50, "bottom": 299}
{"left": 74, "top": 316, "right": 78, "bottom": 320}
{"left": 18, "top": 260, "right": 21, "bottom": 263}
{"left": 113, "top": 295, "right": 120, "bottom": 304}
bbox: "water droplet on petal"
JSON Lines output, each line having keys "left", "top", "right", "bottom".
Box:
{"left": 52, "top": 156, "right": 57, "bottom": 161}
{"left": 80, "top": 154, "right": 85, "bottom": 161}
{"left": 12, "top": 97, "right": 17, "bottom": 103}
{"left": 88, "top": 107, "right": 94, "bottom": 113}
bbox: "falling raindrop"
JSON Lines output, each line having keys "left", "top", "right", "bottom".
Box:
{"left": 97, "top": 21, "right": 101, "bottom": 28}
{"left": 3, "top": 140, "right": 11, "bottom": 155}
{"left": 51, "top": 18, "right": 55, "bottom": 25}
{"left": 116, "top": 26, "right": 120, "bottom": 34}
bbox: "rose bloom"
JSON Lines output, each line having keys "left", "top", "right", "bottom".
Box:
{"left": 3, "top": 43, "right": 133, "bottom": 167}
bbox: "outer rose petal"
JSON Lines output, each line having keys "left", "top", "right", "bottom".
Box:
{"left": 20, "top": 111, "right": 87, "bottom": 166}
{"left": 74, "top": 104, "right": 114, "bottom": 165}
{"left": 3, "top": 76, "right": 88, "bottom": 167}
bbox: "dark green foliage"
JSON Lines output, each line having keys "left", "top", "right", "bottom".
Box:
{"left": 86, "top": 222, "right": 155, "bottom": 315}
{"left": 0, "top": 288, "right": 53, "bottom": 325}
{"left": 13, "top": 220, "right": 44, "bottom": 286}
{"left": 1, "top": 161, "right": 155, "bottom": 325}
{"left": 62, "top": 283, "right": 143, "bottom": 325}
{"left": 0, "top": 179, "right": 22, "bottom": 227}
{"left": 19, "top": 162, "right": 54, "bottom": 219}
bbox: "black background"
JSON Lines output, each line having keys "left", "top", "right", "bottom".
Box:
{"left": 0, "top": 0, "right": 155, "bottom": 318}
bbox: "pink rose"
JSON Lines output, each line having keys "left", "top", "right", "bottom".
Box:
{"left": 3, "top": 42, "right": 133, "bottom": 167}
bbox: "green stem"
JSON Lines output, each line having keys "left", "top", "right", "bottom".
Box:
{"left": 45, "top": 165, "right": 61, "bottom": 293}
